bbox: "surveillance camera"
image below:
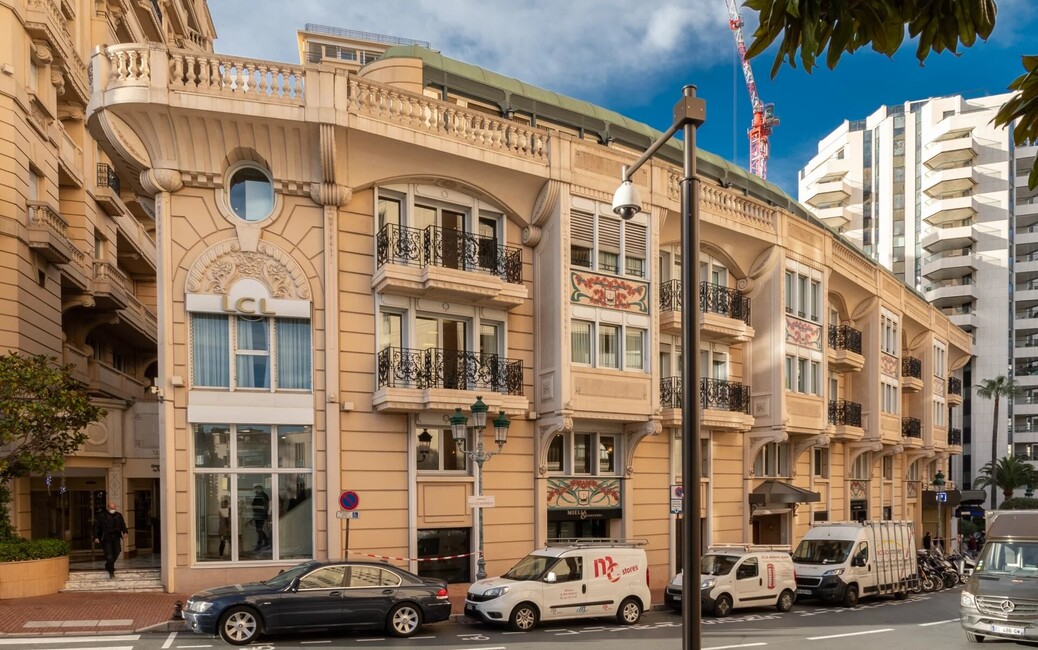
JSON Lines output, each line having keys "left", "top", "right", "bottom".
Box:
{"left": 148, "top": 384, "right": 159, "bottom": 395}
{"left": 611, "top": 180, "right": 642, "bottom": 220}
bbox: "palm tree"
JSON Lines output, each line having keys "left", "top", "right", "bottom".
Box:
{"left": 976, "top": 376, "right": 1022, "bottom": 509}
{"left": 973, "top": 456, "right": 1037, "bottom": 505}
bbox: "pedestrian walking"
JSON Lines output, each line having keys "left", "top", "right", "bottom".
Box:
{"left": 93, "top": 501, "right": 128, "bottom": 578}
{"left": 218, "top": 498, "right": 231, "bottom": 557}
{"left": 923, "top": 531, "right": 932, "bottom": 550}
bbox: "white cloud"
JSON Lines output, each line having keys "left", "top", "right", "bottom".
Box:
{"left": 207, "top": 0, "right": 731, "bottom": 100}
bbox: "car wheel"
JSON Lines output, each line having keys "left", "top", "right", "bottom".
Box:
{"left": 776, "top": 589, "right": 794, "bottom": 613}
{"left": 218, "top": 606, "right": 261, "bottom": 646}
{"left": 842, "top": 584, "right": 859, "bottom": 608}
{"left": 965, "top": 631, "right": 985, "bottom": 643}
{"left": 617, "top": 597, "right": 642, "bottom": 624}
{"left": 509, "top": 603, "right": 539, "bottom": 632}
{"left": 712, "top": 594, "right": 733, "bottom": 617}
{"left": 386, "top": 603, "right": 422, "bottom": 638}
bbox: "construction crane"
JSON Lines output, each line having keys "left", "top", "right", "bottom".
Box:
{"left": 724, "top": 0, "right": 779, "bottom": 180}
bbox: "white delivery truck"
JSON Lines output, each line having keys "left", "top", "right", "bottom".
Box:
{"left": 792, "top": 520, "right": 915, "bottom": 607}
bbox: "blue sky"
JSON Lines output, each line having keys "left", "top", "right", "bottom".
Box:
{"left": 208, "top": 1, "right": 1036, "bottom": 198}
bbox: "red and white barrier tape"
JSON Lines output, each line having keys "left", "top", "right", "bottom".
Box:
{"left": 348, "top": 550, "right": 475, "bottom": 562}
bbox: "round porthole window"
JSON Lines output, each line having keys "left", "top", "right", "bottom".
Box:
{"left": 228, "top": 165, "right": 274, "bottom": 222}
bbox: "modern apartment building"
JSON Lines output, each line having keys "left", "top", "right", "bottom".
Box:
{"left": 1, "top": 0, "right": 215, "bottom": 566}
{"left": 799, "top": 95, "right": 1038, "bottom": 493}
{"left": 56, "top": 21, "right": 974, "bottom": 594}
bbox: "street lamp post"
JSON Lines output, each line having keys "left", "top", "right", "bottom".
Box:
{"left": 933, "top": 470, "right": 946, "bottom": 552}
{"left": 611, "top": 85, "right": 706, "bottom": 650}
{"left": 450, "top": 396, "right": 510, "bottom": 581}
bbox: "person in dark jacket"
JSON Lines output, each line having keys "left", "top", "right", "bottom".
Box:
{"left": 93, "top": 502, "right": 129, "bottom": 578}
{"left": 923, "top": 531, "right": 932, "bottom": 550}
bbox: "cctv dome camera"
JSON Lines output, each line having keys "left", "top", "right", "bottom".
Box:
{"left": 611, "top": 180, "right": 642, "bottom": 220}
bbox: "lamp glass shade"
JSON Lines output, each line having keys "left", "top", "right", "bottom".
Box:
{"left": 933, "top": 470, "right": 945, "bottom": 487}
{"left": 449, "top": 408, "right": 468, "bottom": 446}
{"left": 417, "top": 428, "right": 433, "bottom": 454}
{"left": 492, "top": 410, "right": 510, "bottom": 446}
{"left": 471, "top": 396, "right": 488, "bottom": 429}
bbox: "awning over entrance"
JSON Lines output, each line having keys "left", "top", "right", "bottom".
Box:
{"left": 960, "top": 489, "right": 987, "bottom": 505}
{"left": 748, "top": 480, "right": 821, "bottom": 506}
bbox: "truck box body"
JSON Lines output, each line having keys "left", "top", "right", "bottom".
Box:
{"left": 960, "top": 510, "right": 1038, "bottom": 643}
{"left": 792, "top": 520, "right": 915, "bottom": 606}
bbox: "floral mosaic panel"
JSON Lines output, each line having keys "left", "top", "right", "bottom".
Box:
{"left": 546, "top": 477, "right": 622, "bottom": 509}
{"left": 907, "top": 482, "right": 918, "bottom": 498}
{"left": 934, "top": 377, "right": 945, "bottom": 397}
{"left": 849, "top": 480, "right": 868, "bottom": 498}
{"left": 881, "top": 353, "right": 899, "bottom": 379}
{"left": 785, "top": 316, "right": 821, "bottom": 350}
{"left": 570, "top": 272, "right": 648, "bottom": 314}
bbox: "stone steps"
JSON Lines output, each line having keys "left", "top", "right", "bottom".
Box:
{"left": 62, "top": 569, "right": 165, "bottom": 592}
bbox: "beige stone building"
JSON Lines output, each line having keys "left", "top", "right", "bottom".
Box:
{"left": 1, "top": 0, "right": 215, "bottom": 568}
{"left": 6, "top": 11, "right": 971, "bottom": 593}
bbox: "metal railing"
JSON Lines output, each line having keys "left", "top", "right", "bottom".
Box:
{"left": 828, "top": 324, "right": 863, "bottom": 354}
{"left": 376, "top": 346, "right": 523, "bottom": 395}
{"left": 658, "top": 280, "right": 751, "bottom": 324}
{"left": 902, "top": 356, "right": 922, "bottom": 380}
{"left": 828, "top": 399, "right": 862, "bottom": 427}
{"left": 660, "top": 376, "right": 682, "bottom": 409}
{"left": 948, "top": 377, "right": 962, "bottom": 396}
{"left": 660, "top": 377, "right": 750, "bottom": 414}
{"left": 97, "top": 163, "right": 120, "bottom": 195}
{"left": 902, "top": 417, "right": 922, "bottom": 438}
{"left": 375, "top": 223, "right": 522, "bottom": 284}
{"left": 660, "top": 279, "right": 680, "bottom": 312}
{"left": 949, "top": 428, "right": 962, "bottom": 445}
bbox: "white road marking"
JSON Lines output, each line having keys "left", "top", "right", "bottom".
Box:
{"left": 555, "top": 629, "right": 579, "bottom": 635}
{"left": 919, "top": 618, "right": 959, "bottom": 626}
{"left": 408, "top": 636, "right": 435, "bottom": 640}
{"left": 176, "top": 645, "right": 213, "bottom": 649}
{"left": 354, "top": 638, "right": 384, "bottom": 642}
{"left": 161, "top": 632, "right": 177, "bottom": 649}
{"left": 808, "top": 628, "right": 894, "bottom": 640}
{"left": 0, "top": 636, "right": 140, "bottom": 645}
{"left": 704, "top": 644, "right": 768, "bottom": 650}
{"left": 300, "top": 642, "right": 333, "bottom": 645}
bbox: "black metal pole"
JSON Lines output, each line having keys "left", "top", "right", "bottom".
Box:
{"left": 680, "top": 83, "right": 703, "bottom": 650}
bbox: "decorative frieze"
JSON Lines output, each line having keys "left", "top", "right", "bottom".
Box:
{"left": 570, "top": 271, "right": 648, "bottom": 314}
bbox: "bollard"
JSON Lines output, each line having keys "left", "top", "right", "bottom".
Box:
{"left": 172, "top": 600, "right": 184, "bottom": 620}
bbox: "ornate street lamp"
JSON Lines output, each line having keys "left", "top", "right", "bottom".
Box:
{"left": 417, "top": 428, "right": 433, "bottom": 463}
{"left": 611, "top": 85, "right": 706, "bottom": 650}
{"left": 450, "top": 396, "right": 510, "bottom": 580}
{"left": 933, "top": 469, "right": 946, "bottom": 552}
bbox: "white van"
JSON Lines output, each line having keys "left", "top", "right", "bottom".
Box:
{"left": 464, "top": 539, "right": 650, "bottom": 631}
{"left": 793, "top": 520, "right": 915, "bottom": 607}
{"left": 664, "top": 545, "right": 797, "bottom": 617}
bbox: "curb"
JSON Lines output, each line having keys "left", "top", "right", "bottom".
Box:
{"left": 136, "top": 620, "right": 188, "bottom": 634}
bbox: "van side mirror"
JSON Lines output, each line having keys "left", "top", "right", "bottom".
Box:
{"left": 544, "top": 572, "right": 557, "bottom": 583}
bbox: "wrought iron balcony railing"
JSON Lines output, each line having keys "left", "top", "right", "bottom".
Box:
{"left": 948, "top": 376, "right": 962, "bottom": 396}
{"left": 97, "top": 163, "right": 120, "bottom": 196}
{"left": 902, "top": 356, "right": 922, "bottom": 380}
{"left": 828, "top": 324, "right": 863, "bottom": 354}
{"left": 657, "top": 280, "right": 751, "bottom": 324}
{"left": 376, "top": 346, "right": 523, "bottom": 395}
{"left": 828, "top": 399, "right": 862, "bottom": 427}
{"left": 375, "top": 223, "right": 522, "bottom": 284}
{"left": 902, "top": 417, "right": 922, "bottom": 438}
{"left": 949, "top": 428, "right": 962, "bottom": 446}
{"left": 659, "top": 377, "right": 750, "bottom": 414}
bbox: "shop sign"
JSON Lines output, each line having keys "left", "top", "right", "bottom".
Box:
{"left": 546, "top": 477, "right": 621, "bottom": 510}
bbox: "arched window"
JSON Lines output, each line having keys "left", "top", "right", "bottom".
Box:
{"left": 228, "top": 165, "right": 275, "bottom": 222}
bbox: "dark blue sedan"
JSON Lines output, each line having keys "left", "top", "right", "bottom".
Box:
{"left": 183, "top": 560, "right": 451, "bottom": 645}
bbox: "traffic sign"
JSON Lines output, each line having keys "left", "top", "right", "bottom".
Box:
{"left": 336, "top": 511, "right": 360, "bottom": 520}
{"left": 468, "top": 495, "right": 496, "bottom": 508}
{"left": 937, "top": 491, "right": 948, "bottom": 503}
{"left": 670, "top": 498, "right": 683, "bottom": 515}
{"left": 340, "top": 490, "right": 360, "bottom": 511}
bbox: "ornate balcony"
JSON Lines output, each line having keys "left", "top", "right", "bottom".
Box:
{"left": 827, "top": 324, "right": 864, "bottom": 373}
{"left": 828, "top": 399, "right": 864, "bottom": 441}
{"left": 658, "top": 280, "right": 754, "bottom": 343}
{"left": 902, "top": 416, "right": 922, "bottom": 442}
{"left": 93, "top": 163, "right": 127, "bottom": 216}
{"left": 659, "top": 377, "right": 753, "bottom": 431}
{"left": 948, "top": 376, "right": 963, "bottom": 406}
{"left": 92, "top": 260, "right": 133, "bottom": 310}
{"left": 373, "top": 224, "right": 526, "bottom": 308}
{"left": 902, "top": 356, "right": 923, "bottom": 392}
{"left": 949, "top": 428, "right": 962, "bottom": 447}
{"left": 26, "top": 200, "right": 75, "bottom": 263}
{"left": 373, "top": 346, "right": 527, "bottom": 414}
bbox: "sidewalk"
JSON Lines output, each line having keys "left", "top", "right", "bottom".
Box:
{"left": 0, "top": 583, "right": 668, "bottom": 636}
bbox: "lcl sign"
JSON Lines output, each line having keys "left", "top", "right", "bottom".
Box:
{"left": 220, "top": 295, "right": 276, "bottom": 315}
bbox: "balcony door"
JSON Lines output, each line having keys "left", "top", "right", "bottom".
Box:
{"left": 417, "top": 316, "right": 469, "bottom": 389}
{"left": 478, "top": 216, "right": 499, "bottom": 273}
{"left": 416, "top": 204, "right": 467, "bottom": 271}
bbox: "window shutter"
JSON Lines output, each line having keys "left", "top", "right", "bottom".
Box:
{"left": 571, "top": 211, "right": 594, "bottom": 248}
{"left": 599, "top": 216, "right": 621, "bottom": 254}
{"left": 624, "top": 222, "right": 646, "bottom": 259}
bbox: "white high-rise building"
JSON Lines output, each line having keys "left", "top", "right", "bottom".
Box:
{"left": 799, "top": 93, "right": 1038, "bottom": 496}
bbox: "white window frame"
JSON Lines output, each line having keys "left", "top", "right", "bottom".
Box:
{"left": 190, "top": 313, "right": 313, "bottom": 392}
{"left": 813, "top": 447, "right": 830, "bottom": 479}
{"left": 881, "top": 378, "right": 899, "bottom": 414}
{"left": 754, "top": 442, "right": 790, "bottom": 478}
{"left": 850, "top": 451, "right": 871, "bottom": 480}
{"left": 785, "top": 353, "right": 822, "bottom": 396}
{"left": 571, "top": 319, "right": 649, "bottom": 373}
{"left": 547, "top": 431, "right": 622, "bottom": 476}
{"left": 784, "top": 267, "right": 822, "bottom": 322}
{"left": 881, "top": 312, "right": 899, "bottom": 356}
{"left": 933, "top": 341, "right": 947, "bottom": 378}
{"left": 569, "top": 200, "right": 648, "bottom": 280}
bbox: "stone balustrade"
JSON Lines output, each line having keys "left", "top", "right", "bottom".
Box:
{"left": 700, "top": 183, "right": 776, "bottom": 229}
{"left": 168, "top": 50, "right": 305, "bottom": 103}
{"left": 105, "top": 44, "right": 152, "bottom": 85}
{"left": 27, "top": 201, "right": 69, "bottom": 238}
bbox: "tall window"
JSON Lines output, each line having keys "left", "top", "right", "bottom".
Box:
{"left": 571, "top": 320, "right": 648, "bottom": 372}
{"left": 814, "top": 447, "right": 829, "bottom": 479}
{"left": 785, "top": 269, "right": 822, "bottom": 322}
{"left": 850, "top": 452, "right": 871, "bottom": 480}
{"left": 786, "top": 354, "right": 822, "bottom": 395}
{"left": 192, "top": 314, "right": 312, "bottom": 390}
{"left": 569, "top": 208, "right": 647, "bottom": 279}
{"left": 882, "top": 314, "right": 899, "bottom": 355}
{"left": 193, "top": 423, "right": 313, "bottom": 562}
{"left": 546, "top": 432, "right": 619, "bottom": 476}
{"left": 572, "top": 321, "right": 593, "bottom": 365}
{"left": 599, "top": 324, "right": 620, "bottom": 369}
{"left": 881, "top": 379, "right": 899, "bottom": 413}
{"left": 933, "top": 342, "right": 947, "bottom": 377}
{"left": 754, "top": 442, "right": 789, "bottom": 477}
{"left": 416, "top": 427, "right": 468, "bottom": 472}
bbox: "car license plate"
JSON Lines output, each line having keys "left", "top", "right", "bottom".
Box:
{"left": 672, "top": 594, "right": 682, "bottom": 601}
{"left": 990, "top": 624, "right": 1025, "bottom": 636}
{"left": 796, "top": 589, "right": 812, "bottom": 595}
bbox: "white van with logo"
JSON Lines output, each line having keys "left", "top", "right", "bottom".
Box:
{"left": 664, "top": 545, "right": 797, "bottom": 617}
{"left": 464, "top": 539, "right": 650, "bottom": 631}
